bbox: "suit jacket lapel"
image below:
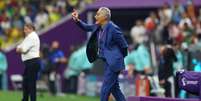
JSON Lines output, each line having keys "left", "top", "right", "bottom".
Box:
{"left": 104, "top": 22, "right": 111, "bottom": 47}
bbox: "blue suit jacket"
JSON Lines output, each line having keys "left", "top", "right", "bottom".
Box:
{"left": 76, "top": 20, "right": 128, "bottom": 72}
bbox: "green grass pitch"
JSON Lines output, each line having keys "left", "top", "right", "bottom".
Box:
{"left": 0, "top": 91, "right": 99, "bottom": 101}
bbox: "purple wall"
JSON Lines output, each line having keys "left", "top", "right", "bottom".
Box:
{"left": 6, "top": 14, "right": 88, "bottom": 89}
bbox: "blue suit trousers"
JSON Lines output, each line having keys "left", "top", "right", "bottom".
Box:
{"left": 100, "top": 61, "right": 126, "bottom": 101}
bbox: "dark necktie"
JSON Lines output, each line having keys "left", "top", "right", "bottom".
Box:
{"left": 98, "top": 28, "right": 104, "bottom": 40}
{"left": 98, "top": 28, "right": 104, "bottom": 55}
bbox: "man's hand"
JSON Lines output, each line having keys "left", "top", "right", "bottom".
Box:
{"left": 72, "top": 9, "right": 80, "bottom": 21}
{"left": 16, "top": 47, "right": 22, "bottom": 53}
{"left": 159, "top": 79, "right": 165, "bottom": 84}
{"left": 127, "top": 64, "right": 134, "bottom": 78}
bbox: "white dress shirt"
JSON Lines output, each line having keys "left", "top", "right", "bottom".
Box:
{"left": 17, "top": 31, "right": 40, "bottom": 61}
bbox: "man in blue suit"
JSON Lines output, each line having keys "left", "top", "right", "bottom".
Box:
{"left": 72, "top": 7, "right": 128, "bottom": 101}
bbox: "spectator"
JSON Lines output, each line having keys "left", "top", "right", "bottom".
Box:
{"left": 196, "top": 22, "right": 201, "bottom": 35}
{"left": 23, "top": 11, "right": 33, "bottom": 24}
{"left": 199, "top": 9, "right": 201, "bottom": 22}
{"left": 76, "top": 45, "right": 93, "bottom": 95}
{"left": 0, "top": 43, "right": 8, "bottom": 90}
{"left": 0, "top": 1, "right": 5, "bottom": 10}
{"left": 158, "top": 45, "right": 177, "bottom": 97}
{"left": 189, "top": 34, "right": 201, "bottom": 52}
{"left": 158, "top": 2, "right": 172, "bottom": 26}
{"left": 77, "top": 45, "right": 93, "bottom": 74}
{"left": 130, "top": 20, "right": 147, "bottom": 44}
{"left": 173, "top": 43, "right": 185, "bottom": 97}
{"left": 161, "top": 22, "right": 173, "bottom": 44}
{"left": 125, "top": 43, "right": 152, "bottom": 77}
{"left": 64, "top": 46, "right": 81, "bottom": 94}
{"left": 171, "top": 0, "right": 184, "bottom": 24}
{"left": 173, "top": 43, "right": 184, "bottom": 74}
{"left": 155, "top": 3, "right": 172, "bottom": 44}
{"left": 145, "top": 12, "right": 158, "bottom": 31}
{"left": 186, "top": 0, "right": 196, "bottom": 24}
{"left": 64, "top": 45, "right": 93, "bottom": 94}
{"left": 57, "top": 0, "right": 67, "bottom": 9}
{"left": 12, "top": 14, "right": 24, "bottom": 29}
{"left": 34, "top": 9, "right": 49, "bottom": 30}
{"left": 48, "top": 8, "right": 61, "bottom": 24}
{"left": 1, "top": 17, "right": 11, "bottom": 31}
{"left": 47, "top": 41, "right": 66, "bottom": 95}
{"left": 80, "top": 0, "right": 94, "bottom": 9}
{"left": 169, "top": 22, "right": 182, "bottom": 44}
{"left": 179, "top": 12, "right": 192, "bottom": 30}
{"left": 9, "top": 26, "right": 22, "bottom": 42}
{"left": 40, "top": 43, "right": 50, "bottom": 74}
{"left": 67, "top": 0, "right": 79, "bottom": 12}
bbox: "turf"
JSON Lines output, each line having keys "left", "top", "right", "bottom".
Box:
{"left": 0, "top": 91, "right": 99, "bottom": 101}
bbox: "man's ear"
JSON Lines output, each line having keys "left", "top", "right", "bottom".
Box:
{"left": 105, "top": 16, "right": 109, "bottom": 21}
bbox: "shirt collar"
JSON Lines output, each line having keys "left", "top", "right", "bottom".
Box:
{"left": 26, "top": 31, "right": 36, "bottom": 37}
{"left": 101, "top": 21, "right": 110, "bottom": 31}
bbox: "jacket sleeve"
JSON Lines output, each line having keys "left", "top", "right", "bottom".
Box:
{"left": 17, "top": 36, "right": 35, "bottom": 54}
{"left": 75, "top": 20, "right": 97, "bottom": 32}
{"left": 112, "top": 27, "right": 128, "bottom": 57}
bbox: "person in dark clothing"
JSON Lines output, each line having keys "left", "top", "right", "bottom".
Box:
{"left": 16, "top": 24, "right": 40, "bottom": 101}
{"left": 159, "top": 45, "right": 177, "bottom": 97}
{"left": 0, "top": 43, "right": 7, "bottom": 90}
{"left": 72, "top": 7, "right": 128, "bottom": 101}
{"left": 47, "top": 41, "right": 66, "bottom": 95}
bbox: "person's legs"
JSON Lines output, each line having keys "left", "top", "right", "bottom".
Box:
{"left": 48, "top": 80, "right": 56, "bottom": 95}
{"left": 111, "top": 77, "right": 126, "bottom": 101}
{"left": 65, "top": 78, "right": 71, "bottom": 93}
{"left": 22, "top": 64, "right": 29, "bottom": 101}
{"left": 28, "top": 59, "right": 40, "bottom": 101}
{"left": 100, "top": 63, "right": 126, "bottom": 101}
{"left": 2, "top": 72, "right": 8, "bottom": 91}
{"left": 164, "top": 80, "right": 171, "bottom": 97}
{"left": 100, "top": 84, "right": 112, "bottom": 101}
{"left": 100, "top": 63, "right": 113, "bottom": 101}
{"left": 71, "top": 76, "right": 78, "bottom": 93}
{"left": 0, "top": 74, "right": 2, "bottom": 90}
{"left": 48, "top": 71, "right": 56, "bottom": 95}
{"left": 66, "top": 76, "right": 78, "bottom": 94}
{"left": 29, "top": 77, "right": 37, "bottom": 101}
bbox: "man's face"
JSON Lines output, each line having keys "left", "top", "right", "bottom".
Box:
{"left": 23, "top": 26, "right": 32, "bottom": 35}
{"left": 52, "top": 41, "right": 59, "bottom": 49}
{"left": 95, "top": 9, "right": 107, "bottom": 25}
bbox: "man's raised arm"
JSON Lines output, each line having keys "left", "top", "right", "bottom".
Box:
{"left": 72, "top": 9, "right": 96, "bottom": 32}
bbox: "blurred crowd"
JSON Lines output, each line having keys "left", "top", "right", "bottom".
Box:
{"left": 125, "top": 0, "right": 201, "bottom": 98}
{"left": 0, "top": 0, "right": 94, "bottom": 49}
